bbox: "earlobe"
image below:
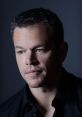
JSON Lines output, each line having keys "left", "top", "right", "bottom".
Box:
{"left": 59, "top": 42, "right": 68, "bottom": 63}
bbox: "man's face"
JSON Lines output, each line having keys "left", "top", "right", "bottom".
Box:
{"left": 13, "top": 24, "right": 61, "bottom": 88}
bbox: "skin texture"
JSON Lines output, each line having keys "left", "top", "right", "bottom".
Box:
{"left": 13, "top": 24, "right": 66, "bottom": 89}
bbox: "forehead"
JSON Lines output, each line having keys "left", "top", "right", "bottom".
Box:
{"left": 13, "top": 24, "right": 54, "bottom": 48}
{"left": 13, "top": 23, "right": 53, "bottom": 37}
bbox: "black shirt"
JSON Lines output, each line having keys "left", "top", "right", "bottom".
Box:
{"left": 0, "top": 69, "right": 82, "bottom": 117}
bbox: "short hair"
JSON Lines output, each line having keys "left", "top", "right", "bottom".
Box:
{"left": 11, "top": 8, "right": 64, "bottom": 45}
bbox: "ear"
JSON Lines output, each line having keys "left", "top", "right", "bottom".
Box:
{"left": 59, "top": 42, "right": 68, "bottom": 63}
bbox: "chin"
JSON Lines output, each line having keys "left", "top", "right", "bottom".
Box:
{"left": 27, "top": 81, "right": 43, "bottom": 88}
{"left": 24, "top": 77, "right": 45, "bottom": 88}
{"left": 28, "top": 84, "right": 41, "bottom": 88}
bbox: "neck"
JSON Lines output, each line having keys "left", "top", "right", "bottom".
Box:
{"left": 28, "top": 69, "right": 62, "bottom": 109}
{"left": 29, "top": 86, "right": 57, "bottom": 114}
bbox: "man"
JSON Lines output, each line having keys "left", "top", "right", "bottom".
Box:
{"left": 0, "top": 8, "right": 82, "bottom": 117}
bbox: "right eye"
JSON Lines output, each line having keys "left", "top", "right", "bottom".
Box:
{"left": 16, "top": 50, "right": 25, "bottom": 54}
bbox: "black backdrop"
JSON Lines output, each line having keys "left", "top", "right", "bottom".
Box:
{"left": 0, "top": 0, "right": 82, "bottom": 104}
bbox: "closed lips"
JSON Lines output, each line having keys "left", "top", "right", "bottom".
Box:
{"left": 25, "top": 70, "right": 41, "bottom": 74}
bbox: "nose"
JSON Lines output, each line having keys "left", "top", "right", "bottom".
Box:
{"left": 25, "top": 49, "right": 38, "bottom": 65}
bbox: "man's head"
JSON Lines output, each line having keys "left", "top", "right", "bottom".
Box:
{"left": 11, "top": 8, "right": 68, "bottom": 88}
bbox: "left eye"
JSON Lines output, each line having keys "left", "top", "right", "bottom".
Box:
{"left": 36, "top": 49, "right": 44, "bottom": 51}
{"left": 35, "top": 48, "right": 46, "bottom": 53}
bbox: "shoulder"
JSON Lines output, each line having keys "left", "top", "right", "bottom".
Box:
{"left": 66, "top": 71, "right": 82, "bottom": 88}
{"left": 62, "top": 68, "right": 82, "bottom": 87}
{"left": 62, "top": 69, "right": 82, "bottom": 111}
{"left": 0, "top": 87, "right": 26, "bottom": 108}
{"left": 0, "top": 87, "right": 27, "bottom": 116}
{"left": 60, "top": 68, "right": 82, "bottom": 103}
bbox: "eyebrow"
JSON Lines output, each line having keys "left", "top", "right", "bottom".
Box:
{"left": 15, "top": 44, "right": 48, "bottom": 50}
{"left": 15, "top": 46, "right": 25, "bottom": 49}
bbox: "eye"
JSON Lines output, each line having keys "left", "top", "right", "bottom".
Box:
{"left": 16, "top": 50, "right": 25, "bottom": 54}
{"left": 35, "top": 47, "right": 47, "bottom": 53}
{"left": 36, "top": 48, "right": 45, "bottom": 52}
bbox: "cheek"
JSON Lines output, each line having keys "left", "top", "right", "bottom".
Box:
{"left": 15, "top": 55, "right": 24, "bottom": 72}
{"left": 38, "top": 52, "right": 53, "bottom": 69}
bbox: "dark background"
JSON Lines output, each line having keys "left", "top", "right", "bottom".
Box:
{"left": 0, "top": 0, "right": 82, "bottom": 104}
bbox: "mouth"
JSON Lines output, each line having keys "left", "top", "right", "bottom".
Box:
{"left": 24, "top": 70, "right": 42, "bottom": 75}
